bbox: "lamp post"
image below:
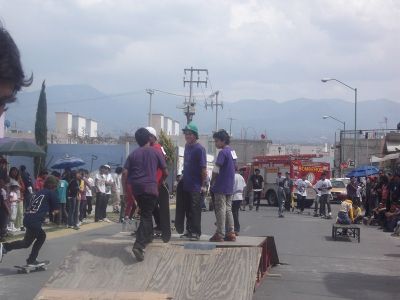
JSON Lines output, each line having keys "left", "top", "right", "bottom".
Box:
{"left": 146, "top": 89, "right": 154, "bottom": 126}
{"left": 323, "top": 115, "right": 346, "bottom": 176}
{"left": 321, "top": 78, "right": 357, "bottom": 167}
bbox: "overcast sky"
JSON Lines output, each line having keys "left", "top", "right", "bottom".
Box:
{"left": 1, "top": 0, "right": 399, "bottom": 103}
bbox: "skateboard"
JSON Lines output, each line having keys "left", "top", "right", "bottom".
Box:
{"left": 175, "top": 180, "right": 185, "bottom": 234}
{"left": 14, "top": 260, "right": 50, "bottom": 274}
{"left": 157, "top": 183, "right": 171, "bottom": 241}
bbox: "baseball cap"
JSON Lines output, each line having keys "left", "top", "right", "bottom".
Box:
{"left": 145, "top": 126, "right": 157, "bottom": 139}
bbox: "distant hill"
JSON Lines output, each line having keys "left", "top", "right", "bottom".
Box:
{"left": 5, "top": 84, "right": 399, "bottom": 143}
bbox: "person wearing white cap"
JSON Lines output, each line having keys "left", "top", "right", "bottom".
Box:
{"left": 145, "top": 127, "right": 170, "bottom": 242}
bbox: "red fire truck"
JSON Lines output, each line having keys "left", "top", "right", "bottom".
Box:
{"left": 240, "top": 154, "right": 331, "bottom": 208}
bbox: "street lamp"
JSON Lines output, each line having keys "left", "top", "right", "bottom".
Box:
{"left": 321, "top": 78, "right": 357, "bottom": 167}
{"left": 323, "top": 115, "right": 346, "bottom": 176}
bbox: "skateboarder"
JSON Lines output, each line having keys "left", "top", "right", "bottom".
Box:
{"left": 180, "top": 122, "right": 207, "bottom": 241}
{"left": 0, "top": 175, "right": 59, "bottom": 266}
{"left": 123, "top": 128, "right": 168, "bottom": 261}
{"left": 146, "top": 126, "right": 171, "bottom": 242}
{"left": 209, "top": 129, "right": 237, "bottom": 242}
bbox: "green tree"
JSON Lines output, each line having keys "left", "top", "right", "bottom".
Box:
{"left": 158, "top": 129, "right": 175, "bottom": 167}
{"left": 34, "top": 80, "right": 47, "bottom": 176}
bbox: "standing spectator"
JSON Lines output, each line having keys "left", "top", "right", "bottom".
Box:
{"left": 314, "top": 172, "right": 332, "bottom": 219}
{"left": 19, "top": 165, "right": 33, "bottom": 209}
{"left": 346, "top": 177, "right": 359, "bottom": 203}
{"left": 78, "top": 170, "right": 86, "bottom": 224}
{"left": 181, "top": 122, "right": 207, "bottom": 240}
{"left": 249, "top": 169, "right": 264, "bottom": 211}
{"left": 0, "top": 178, "right": 10, "bottom": 241}
{"left": 283, "top": 172, "right": 293, "bottom": 211}
{"left": 52, "top": 171, "right": 68, "bottom": 225}
{"left": 295, "top": 174, "right": 311, "bottom": 213}
{"left": 232, "top": 168, "right": 246, "bottom": 235}
{"left": 67, "top": 170, "right": 81, "bottom": 230}
{"left": 104, "top": 165, "right": 114, "bottom": 220}
{"left": 8, "top": 184, "right": 19, "bottom": 231}
{"left": 83, "top": 170, "right": 94, "bottom": 216}
{"left": 114, "top": 167, "right": 125, "bottom": 222}
{"left": 209, "top": 129, "right": 236, "bottom": 242}
{"left": 276, "top": 171, "right": 286, "bottom": 218}
{"left": 123, "top": 128, "right": 168, "bottom": 261}
{"left": 34, "top": 170, "right": 48, "bottom": 192}
{"left": 94, "top": 165, "right": 107, "bottom": 222}
{"left": 9, "top": 167, "right": 25, "bottom": 231}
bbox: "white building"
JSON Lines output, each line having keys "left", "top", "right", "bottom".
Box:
{"left": 72, "top": 115, "right": 86, "bottom": 137}
{"left": 85, "top": 119, "right": 98, "bottom": 138}
{"left": 151, "top": 114, "right": 180, "bottom": 136}
{"left": 55, "top": 112, "right": 73, "bottom": 135}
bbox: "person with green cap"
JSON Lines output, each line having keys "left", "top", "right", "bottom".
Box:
{"left": 0, "top": 175, "right": 60, "bottom": 266}
{"left": 181, "top": 122, "right": 207, "bottom": 240}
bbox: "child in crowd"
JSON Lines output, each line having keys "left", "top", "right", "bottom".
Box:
{"left": 0, "top": 176, "right": 59, "bottom": 266}
{"left": 337, "top": 199, "right": 353, "bottom": 225}
{"left": 8, "top": 185, "right": 19, "bottom": 232}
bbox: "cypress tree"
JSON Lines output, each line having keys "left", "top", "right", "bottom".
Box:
{"left": 34, "top": 80, "right": 47, "bottom": 176}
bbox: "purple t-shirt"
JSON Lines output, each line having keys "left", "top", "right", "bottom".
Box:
{"left": 124, "top": 146, "right": 167, "bottom": 197}
{"left": 211, "top": 146, "right": 236, "bottom": 195}
{"left": 182, "top": 142, "right": 207, "bottom": 193}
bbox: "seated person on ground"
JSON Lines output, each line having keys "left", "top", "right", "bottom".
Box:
{"left": 337, "top": 199, "right": 353, "bottom": 225}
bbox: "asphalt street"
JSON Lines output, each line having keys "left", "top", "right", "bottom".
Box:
{"left": 1, "top": 203, "right": 399, "bottom": 300}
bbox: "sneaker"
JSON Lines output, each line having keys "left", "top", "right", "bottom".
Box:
{"left": 278, "top": 214, "right": 284, "bottom": 218}
{"left": 234, "top": 231, "right": 239, "bottom": 236}
{"left": 189, "top": 233, "right": 200, "bottom": 241}
{"left": 180, "top": 232, "right": 192, "bottom": 239}
{"left": 225, "top": 232, "right": 236, "bottom": 242}
{"left": 77, "top": 222, "right": 82, "bottom": 227}
{"left": 313, "top": 213, "right": 319, "bottom": 217}
{"left": 73, "top": 226, "right": 80, "bottom": 230}
{"left": 104, "top": 218, "right": 111, "bottom": 223}
{"left": 132, "top": 247, "right": 144, "bottom": 262}
{"left": 26, "top": 260, "right": 42, "bottom": 267}
{"left": 209, "top": 233, "right": 224, "bottom": 242}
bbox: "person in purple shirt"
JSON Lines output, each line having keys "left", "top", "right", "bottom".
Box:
{"left": 181, "top": 122, "right": 207, "bottom": 241}
{"left": 210, "top": 129, "right": 237, "bottom": 242}
{"left": 122, "top": 128, "right": 168, "bottom": 261}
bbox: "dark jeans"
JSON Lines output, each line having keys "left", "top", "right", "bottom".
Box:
{"left": 58, "top": 203, "right": 68, "bottom": 225}
{"left": 297, "top": 194, "right": 306, "bottom": 212}
{"left": 79, "top": 200, "right": 87, "bottom": 221}
{"left": 232, "top": 200, "right": 241, "bottom": 232}
{"left": 182, "top": 190, "right": 202, "bottom": 235}
{"left": 68, "top": 197, "right": 80, "bottom": 226}
{"left": 86, "top": 196, "right": 93, "bottom": 215}
{"left": 4, "top": 226, "right": 46, "bottom": 263}
{"left": 95, "top": 192, "right": 107, "bottom": 221}
{"left": 319, "top": 194, "right": 331, "bottom": 216}
{"left": 254, "top": 191, "right": 262, "bottom": 210}
{"left": 134, "top": 194, "right": 157, "bottom": 250}
{"left": 284, "top": 191, "right": 291, "bottom": 211}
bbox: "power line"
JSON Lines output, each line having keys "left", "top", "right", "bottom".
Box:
{"left": 48, "top": 90, "right": 144, "bottom": 105}
{"left": 152, "top": 89, "right": 187, "bottom": 98}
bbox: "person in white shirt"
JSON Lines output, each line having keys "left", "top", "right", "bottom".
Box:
{"left": 83, "top": 170, "right": 94, "bottom": 216}
{"left": 314, "top": 172, "right": 332, "bottom": 218}
{"left": 232, "top": 169, "right": 246, "bottom": 235}
{"left": 94, "top": 165, "right": 107, "bottom": 222}
{"left": 295, "top": 175, "right": 312, "bottom": 213}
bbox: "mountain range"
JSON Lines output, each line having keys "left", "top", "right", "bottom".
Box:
{"left": 5, "top": 84, "right": 399, "bottom": 143}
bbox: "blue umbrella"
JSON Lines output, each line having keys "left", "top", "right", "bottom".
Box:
{"left": 51, "top": 155, "right": 85, "bottom": 169}
{"left": 346, "top": 165, "right": 380, "bottom": 178}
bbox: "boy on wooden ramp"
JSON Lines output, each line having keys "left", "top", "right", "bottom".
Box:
{"left": 123, "top": 128, "right": 168, "bottom": 261}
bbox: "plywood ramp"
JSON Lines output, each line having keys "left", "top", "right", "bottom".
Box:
{"left": 35, "top": 235, "right": 262, "bottom": 300}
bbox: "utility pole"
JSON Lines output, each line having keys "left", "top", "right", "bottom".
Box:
{"left": 146, "top": 89, "right": 154, "bottom": 126}
{"left": 227, "top": 117, "right": 236, "bottom": 136}
{"left": 205, "top": 91, "right": 223, "bottom": 132}
{"left": 182, "top": 67, "right": 208, "bottom": 124}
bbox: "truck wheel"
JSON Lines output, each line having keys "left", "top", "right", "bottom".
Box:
{"left": 266, "top": 191, "right": 278, "bottom": 207}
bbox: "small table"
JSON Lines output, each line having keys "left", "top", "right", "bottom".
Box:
{"left": 332, "top": 224, "right": 360, "bottom": 243}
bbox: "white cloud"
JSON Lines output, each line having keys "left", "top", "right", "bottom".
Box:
{"left": 0, "top": 0, "right": 399, "bottom": 102}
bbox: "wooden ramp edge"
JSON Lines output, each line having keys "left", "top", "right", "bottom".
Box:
{"left": 35, "top": 235, "right": 265, "bottom": 300}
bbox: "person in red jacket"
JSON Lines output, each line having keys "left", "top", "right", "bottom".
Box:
{"left": 146, "top": 127, "right": 171, "bottom": 242}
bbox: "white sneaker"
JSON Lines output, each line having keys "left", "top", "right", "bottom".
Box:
{"left": 104, "top": 218, "right": 111, "bottom": 223}
{"left": 77, "top": 222, "right": 82, "bottom": 227}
